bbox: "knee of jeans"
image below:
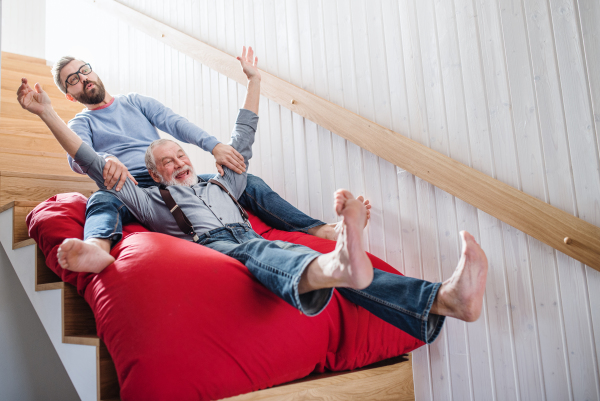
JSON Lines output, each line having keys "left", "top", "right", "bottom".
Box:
{"left": 87, "top": 191, "right": 123, "bottom": 208}
{"left": 245, "top": 174, "right": 270, "bottom": 192}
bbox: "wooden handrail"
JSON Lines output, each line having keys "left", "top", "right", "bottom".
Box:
{"left": 93, "top": 0, "right": 600, "bottom": 270}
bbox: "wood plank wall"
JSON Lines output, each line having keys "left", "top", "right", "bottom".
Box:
{"left": 38, "top": 0, "right": 600, "bottom": 400}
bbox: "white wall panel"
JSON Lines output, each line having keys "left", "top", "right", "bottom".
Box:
{"left": 42, "top": 0, "right": 600, "bottom": 399}
{"left": 1, "top": 0, "right": 45, "bottom": 59}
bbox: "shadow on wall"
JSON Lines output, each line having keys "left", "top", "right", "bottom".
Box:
{"left": 0, "top": 245, "right": 80, "bottom": 401}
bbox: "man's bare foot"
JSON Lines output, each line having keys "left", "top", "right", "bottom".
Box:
{"left": 430, "top": 231, "right": 488, "bottom": 322}
{"left": 57, "top": 238, "right": 115, "bottom": 273}
{"left": 299, "top": 189, "right": 373, "bottom": 293}
{"left": 308, "top": 195, "right": 371, "bottom": 241}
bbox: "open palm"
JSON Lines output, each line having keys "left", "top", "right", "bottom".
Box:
{"left": 17, "top": 78, "right": 52, "bottom": 116}
{"left": 237, "top": 46, "right": 261, "bottom": 81}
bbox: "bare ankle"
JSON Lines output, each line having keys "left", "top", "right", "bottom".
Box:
{"left": 307, "top": 224, "right": 337, "bottom": 241}
{"left": 85, "top": 238, "right": 112, "bottom": 254}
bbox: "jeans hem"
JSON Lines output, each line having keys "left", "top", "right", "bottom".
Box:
{"left": 292, "top": 255, "right": 333, "bottom": 317}
{"left": 421, "top": 282, "right": 445, "bottom": 344}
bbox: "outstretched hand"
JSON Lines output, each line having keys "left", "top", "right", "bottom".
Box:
{"left": 17, "top": 78, "right": 53, "bottom": 116}
{"left": 237, "top": 46, "right": 261, "bottom": 81}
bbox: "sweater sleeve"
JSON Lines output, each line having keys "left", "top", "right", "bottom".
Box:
{"left": 67, "top": 117, "right": 113, "bottom": 174}
{"left": 130, "top": 93, "right": 221, "bottom": 153}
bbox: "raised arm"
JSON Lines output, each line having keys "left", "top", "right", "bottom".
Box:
{"left": 16, "top": 78, "right": 151, "bottom": 218}
{"left": 217, "top": 46, "right": 261, "bottom": 199}
{"left": 132, "top": 93, "right": 247, "bottom": 176}
{"left": 17, "top": 78, "right": 83, "bottom": 157}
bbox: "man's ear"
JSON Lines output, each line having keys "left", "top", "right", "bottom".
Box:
{"left": 149, "top": 170, "right": 161, "bottom": 183}
{"left": 65, "top": 93, "right": 76, "bottom": 102}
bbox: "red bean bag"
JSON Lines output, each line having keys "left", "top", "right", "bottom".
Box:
{"left": 27, "top": 192, "right": 424, "bottom": 400}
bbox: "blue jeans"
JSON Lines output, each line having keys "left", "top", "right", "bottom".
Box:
{"left": 84, "top": 173, "right": 445, "bottom": 343}
{"left": 197, "top": 223, "right": 445, "bottom": 344}
{"left": 83, "top": 173, "right": 326, "bottom": 243}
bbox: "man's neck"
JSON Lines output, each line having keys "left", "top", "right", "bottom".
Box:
{"left": 84, "top": 93, "right": 114, "bottom": 110}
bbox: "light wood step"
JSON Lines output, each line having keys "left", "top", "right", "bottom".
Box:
{"left": 0, "top": 117, "right": 54, "bottom": 135}
{"left": 0, "top": 131, "right": 65, "bottom": 153}
{"left": 1, "top": 51, "right": 47, "bottom": 65}
{"left": 1, "top": 56, "right": 56, "bottom": 77}
{"left": 2, "top": 99, "right": 80, "bottom": 122}
{"left": 0, "top": 148, "right": 81, "bottom": 176}
{"left": 2, "top": 69, "right": 67, "bottom": 99}
{"left": 0, "top": 170, "right": 98, "bottom": 246}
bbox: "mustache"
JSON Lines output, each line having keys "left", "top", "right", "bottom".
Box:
{"left": 82, "top": 79, "right": 98, "bottom": 91}
{"left": 171, "top": 165, "right": 193, "bottom": 180}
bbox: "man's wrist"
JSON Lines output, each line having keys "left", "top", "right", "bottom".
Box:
{"left": 38, "top": 107, "right": 58, "bottom": 121}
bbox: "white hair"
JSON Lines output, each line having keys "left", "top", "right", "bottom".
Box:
{"left": 145, "top": 139, "right": 198, "bottom": 187}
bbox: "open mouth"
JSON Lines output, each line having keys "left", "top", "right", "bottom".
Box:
{"left": 175, "top": 169, "right": 190, "bottom": 180}
{"left": 85, "top": 82, "right": 95, "bottom": 91}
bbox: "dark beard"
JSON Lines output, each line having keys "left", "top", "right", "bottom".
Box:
{"left": 73, "top": 77, "right": 107, "bottom": 105}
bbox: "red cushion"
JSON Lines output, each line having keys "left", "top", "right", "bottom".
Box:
{"left": 27, "top": 193, "right": 424, "bottom": 400}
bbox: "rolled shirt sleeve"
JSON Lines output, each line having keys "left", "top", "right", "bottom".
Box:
{"left": 67, "top": 118, "right": 114, "bottom": 174}
{"left": 72, "top": 142, "right": 153, "bottom": 222}
{"left": 217, "top": 109, "right": 259, "bottom": 200}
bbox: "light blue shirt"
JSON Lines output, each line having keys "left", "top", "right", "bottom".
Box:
{"left": 73, "top": 109, "right": 258, "bottom": 240}
{"left": 67, "top": 93, "right": 220, "bottom": 176}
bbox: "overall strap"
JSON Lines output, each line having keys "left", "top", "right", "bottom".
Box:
{"left": 158, "top": 184, "right": 199, "bottom": 242}
{"left": 208, "top": 179, "right": 249, "bottom": 221}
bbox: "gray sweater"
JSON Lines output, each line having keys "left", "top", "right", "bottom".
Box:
{"left": 73, "top": 109, "right": 258, "bottom": 241}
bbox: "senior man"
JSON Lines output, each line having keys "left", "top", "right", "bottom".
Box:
{"left": 17, "top": 46, "right": 356, "bottom": 273}
{"left": 17, "top": 46, "right": 488, "bottom": 345}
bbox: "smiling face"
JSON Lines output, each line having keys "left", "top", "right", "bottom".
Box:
{"left": 59, "top": 60, "right": 107, "bottom": 105}
{"left": 149, "top": 141, "right": 198, "bottom": 187}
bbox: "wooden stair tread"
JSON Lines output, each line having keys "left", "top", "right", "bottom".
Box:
{"left": 0, "top": 132, "right": 65, "bottom": 153}
{"left": 2, "top": 51, "right": 47, "bottom": 64}
{"left": 0, "top": 149, "right": 80, "bottom": 176}
{"left": 1, "top": 100, "right": 79, "bottom": 121}
{"left": 64, "top": 335, "right": 100, "bottom": 346}
{"left": 2, "top": 71, "right": 68, "bottom": 99}
{"left": 0, "top": 117, "right": 55, "bottom": 135}
{"left": 1, "top": 57, "right": 56, "bottom": 77}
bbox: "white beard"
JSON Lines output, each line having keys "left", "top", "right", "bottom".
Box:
{"left": 159, "top": 165, "right": 198, "bottom": 187}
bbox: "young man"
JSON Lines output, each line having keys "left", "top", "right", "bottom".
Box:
{"left": 19, "top": 47, "right": 364, "bottom": 273}
{"left": 17, "top": 46, "right": 489, "bottom": 345}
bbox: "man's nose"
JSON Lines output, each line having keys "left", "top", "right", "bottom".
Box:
{"left": 174, "top": 158, "right": 185, "bottom": 168}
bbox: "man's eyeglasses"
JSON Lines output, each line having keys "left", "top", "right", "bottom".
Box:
{"left": 64, "top": 63, "right": 92, "bottom": 92}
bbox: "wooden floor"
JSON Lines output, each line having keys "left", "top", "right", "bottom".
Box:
{"left": 0, "top": 51, "right": 415, "bottom": 401}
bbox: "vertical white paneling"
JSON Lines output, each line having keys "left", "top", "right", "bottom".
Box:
{"left": 312, "top": 0, "right": 336, "bottom": 224}
{"left": 2, "top": 0, "right": 45, "bottom": 59}
{"left": 285, "top": 0, "right": 309, "bottom": 214}
{"left": 576, "top": 0, "right": 600, "bottom": 382}
{"left": 253, "top": 1, "right": 273, "bottom": 189}
{"left": 263, "top": 1, "right": 285, "bottom": 198}
{"left": 40, "top": 2, "right": 600, "bottom": 400}
{"left": 498, "top": 1, "right": 548, "bottom": 399}
{"left": 548, "top": 0, "right": 600, "bottom": 398}
{"left": 475, "top": 0, "right": 523, "bottom": 399}
{"left": 273, "top": 0, "right": 298, "bottom": 206}
{"left": 433, "top": 1, "right": 477, "bottom": 399}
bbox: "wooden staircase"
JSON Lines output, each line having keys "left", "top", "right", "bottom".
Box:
{"left": 1, "top": 51, "right": 119, "bottom": 401}
{"left": 0, "top": 52, "right": 415, "bottom": 401}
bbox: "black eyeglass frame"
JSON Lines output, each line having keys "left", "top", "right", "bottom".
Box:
{"left": 64, "top": 63, "right": 93, "bottom": 92}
